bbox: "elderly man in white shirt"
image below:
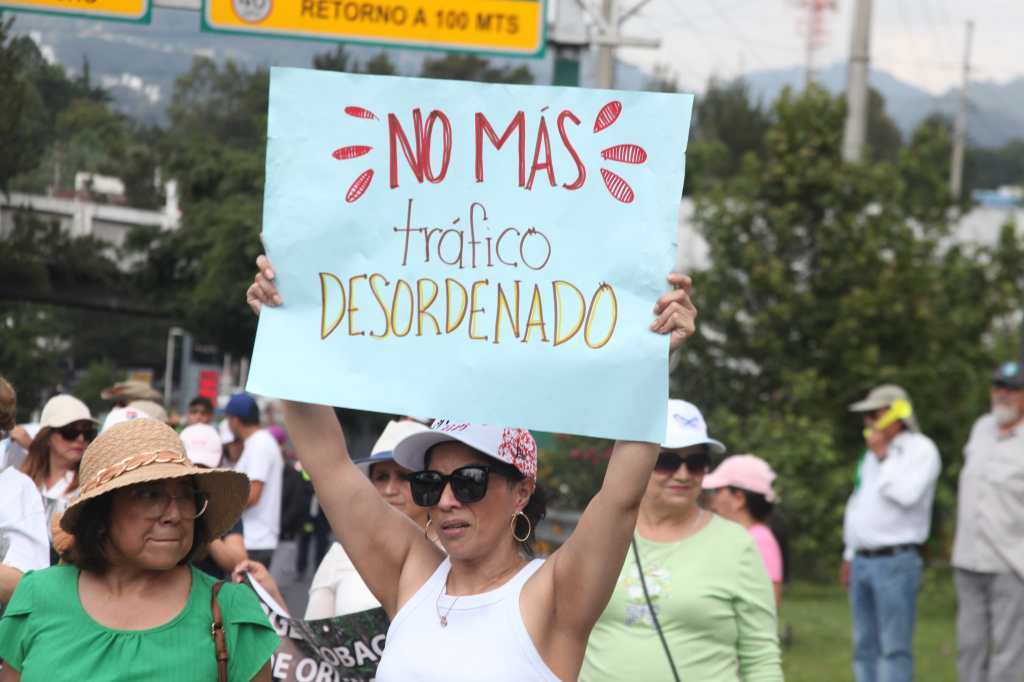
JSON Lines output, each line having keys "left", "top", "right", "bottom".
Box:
{"left": 952, "top": 361, "right": 1024, "bottom": 682}
{"left": 841, "top": 384, "right": 941, "bottom": 682}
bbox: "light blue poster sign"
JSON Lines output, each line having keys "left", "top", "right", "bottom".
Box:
{"left": 248, "top": 67, "right": 693, "bottom": 442}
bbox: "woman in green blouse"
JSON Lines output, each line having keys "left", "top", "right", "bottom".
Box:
{"left": 581, "top": 400, "right": 782, "bottom": 682}
{"left": 0, "top": 418, "right": 279, "bottom": 682}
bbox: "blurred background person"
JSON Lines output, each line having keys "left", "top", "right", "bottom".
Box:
{"left": 188, "top": 396, "right": 215, "bottom": 426}
{"left": 581, "top": 399, "right": 781, "bottom": 682}
{"left": 305, "top": 419, "right": 430, "bottom": 619}
{"left": 20, "top": 395, "right": 98, "bottom": 548}
{"left": 952, "top": 361, "right": 1024, "bottom": 682}
{"left": 0, "top": 418, "right": 277, "bottom": 680}
{"left": 843, "top": 384, "right": 940, "bottom": 682}
{"left": 236, "top": 419, "right": 432, "bottom": 619}
{"left": 704, "top": 454, "right": 785, "bottom": 607}
{"left": 0, "top": 377, "right": 49, "bottom": 607}
{"left": 181, "top": 423, "right": 248, "bottom": 580}
{"left": 225, "top": 393, "right": 283, "bottom": 567}
{"left": 99, "top": 380, "right": 163, "bottom": 408}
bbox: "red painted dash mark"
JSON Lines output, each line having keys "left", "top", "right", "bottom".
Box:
{"left": 600, "top": 168, "right": 635, "bottom": 203}
{"left": 346, "top": 169, "right": 374, "bottom": 203}
{"left": 593, "top": 101, "right": 622, "bottom": 133}
{"left": 601, "top": 143, "right": 648, "bottom": 164}
{"left": 344, "top": 106, "right": 378, "bottom": 121}
{"left": 332, "top": 145, "right": 372, "bottom": 160}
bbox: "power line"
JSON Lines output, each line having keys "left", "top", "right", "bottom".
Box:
{"left": 703, "top": 0, "right": 768, "bottom": 67}
{"left": 893, "top": 1, "right": 935, "bottom": 91}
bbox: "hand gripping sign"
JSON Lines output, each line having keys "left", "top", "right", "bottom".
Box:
{"left": 248, "top": 68, "right": 694, "bottom": 442}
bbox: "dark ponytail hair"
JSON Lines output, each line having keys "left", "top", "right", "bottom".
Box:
{"left": 489, "top": 458, "right": 548, "bottom": 558}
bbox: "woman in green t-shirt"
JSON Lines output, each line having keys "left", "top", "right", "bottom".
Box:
{"left": 0, "top": 418, "right": 280, "bottom": 682}
{"left": 581, "top": 400, "right": 782, "bottom": 682}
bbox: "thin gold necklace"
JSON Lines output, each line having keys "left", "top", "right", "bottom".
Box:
{"left": 435, "top": 562, "right": 524, "bottom": 628}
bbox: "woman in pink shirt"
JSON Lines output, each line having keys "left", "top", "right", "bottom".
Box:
{"left": 703, "top": 455, "right": 785, "bottom": 607}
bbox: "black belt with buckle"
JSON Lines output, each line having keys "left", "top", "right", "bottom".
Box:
{"left": 856, "top": 544, "right": 919, "bottom": 558}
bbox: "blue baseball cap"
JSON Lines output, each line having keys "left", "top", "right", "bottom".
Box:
{"left": 993, "top": 361, "right": 1024, "bottom": 390}
{"left": 224, "top": 393, "right": 259, "bottom": 422}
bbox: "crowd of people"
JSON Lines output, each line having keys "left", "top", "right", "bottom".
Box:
{"left": 0, "top": 254, "right": 1021, "bottom": 681}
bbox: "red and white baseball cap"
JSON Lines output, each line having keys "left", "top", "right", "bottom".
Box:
{"left": 662, "top": 399, "right": 726, "bottom": 455}
{"left": 180, "top": 423, "right": 224, "bottom": 469}
{"left": 702, "top": 454, "right": 778, "bottom": 502}
{"left": 393, "top": 420, "right": 538, "bottom": 480}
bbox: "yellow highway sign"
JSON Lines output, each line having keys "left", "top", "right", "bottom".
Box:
{"left": 202, "top": 0, "right": 545, "bottom": 57}
{"left": 0, "top": 0, "right": 150, "bottom": 22}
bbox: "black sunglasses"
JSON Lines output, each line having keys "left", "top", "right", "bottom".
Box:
{"left": 56, "top": 424, "right": 98, "bottom": 442}
{"left": 405, "top": 465, "right": 491, "bottom": 507}
{"left": 655, "top": 451, "right": 709, "bottom": 475}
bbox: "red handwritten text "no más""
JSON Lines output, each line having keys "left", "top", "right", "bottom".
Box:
{"left": 387, "top": 109, "right": 587, "bottom": 192}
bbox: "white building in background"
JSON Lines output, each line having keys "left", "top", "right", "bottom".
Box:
{"left": 0, "top": 174, "right": 180, "bottom": 256}
{"left": 675, "top": 199, "right": 1024, "bottom": 273}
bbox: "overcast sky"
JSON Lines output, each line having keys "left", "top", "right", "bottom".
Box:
{"left": 596, "top": 0, "right": 1021, "bottom": 94}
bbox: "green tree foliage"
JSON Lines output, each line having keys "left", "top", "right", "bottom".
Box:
{"left": 967, "top": 139, "right": 1024, "bottom": 191}
{"left": 419, "top": 53, "right": 533, "bottom": 84}
{"left": 675, "top": 85, "right": 1024, "bottom": 577}
{"left": 0, "top": 15, "right": 48, "bottom": 194}
{"left": 865, "top": 87, "right": 903, "bottom": 162}
{"left": 313, "top": 45, "right": 398, "bottom": 76}
{"left": 687, "top": 78, "right": 771, "bottom": 194}
{"left": 129, "top": 58, "right": 269, "bottom": 356}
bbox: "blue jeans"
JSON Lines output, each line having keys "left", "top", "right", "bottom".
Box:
{"left": 849, "top": 550, "right": 923, "bottom": 682}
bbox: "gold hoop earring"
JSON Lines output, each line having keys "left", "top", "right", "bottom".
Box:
{"left": 424, "top": 516, "right": 433, "bottom": 539}
{"left": 511, "top": 510, "right": 531, "bottom": 543}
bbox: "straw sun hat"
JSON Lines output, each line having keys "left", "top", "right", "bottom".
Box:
{"left": 60, "top": 418, "right": 249, "bottom": 539}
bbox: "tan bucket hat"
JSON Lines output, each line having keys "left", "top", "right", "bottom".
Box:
{"left": 60, "top": 419, "right": 250, "bottom": 539}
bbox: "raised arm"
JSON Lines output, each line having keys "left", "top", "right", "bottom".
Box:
{"left": 248, "top": 256, "right": 443, "bottom": 617}
{"left": 538, "top": 273, "right": 697, "bottom": 635}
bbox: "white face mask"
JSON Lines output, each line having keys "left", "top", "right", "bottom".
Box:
{"left": 993, "top": 403, "right": 1021, "bottom": 427}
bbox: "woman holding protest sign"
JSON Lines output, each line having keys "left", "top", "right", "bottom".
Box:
{"left": 0, "top": 418, "right": 279, "bottom": 681}
{"left": 247, "top": 254, "right": 697, "bottom": 681}
{"left": 581, "top": 400, "right": 782, "bottom": 682}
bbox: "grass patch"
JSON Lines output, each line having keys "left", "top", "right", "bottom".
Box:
{"left": 780, "top": 568, "right": 957, "bottom": 681}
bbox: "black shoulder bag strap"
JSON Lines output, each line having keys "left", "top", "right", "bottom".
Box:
{"left": 631, "top": 536, "right": 681, "bottom": 682}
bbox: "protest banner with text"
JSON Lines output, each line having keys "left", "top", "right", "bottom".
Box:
{"left": 248, "top": 574, "right": 389, "bottom": 682}
{"left": 248, "top": 68, "right": 693, "bottom": 442}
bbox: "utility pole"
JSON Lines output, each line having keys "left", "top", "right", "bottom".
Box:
{"left": 841, "top": 0, "right": 873, "bottom": 163}
{"left": 596, "top": 0, "right": 615, "bottom": 88}
{"left": 950, "top": 20, "right": 974, "bottom": 201}
{"left": 552, "top": 0, "right": 658, "bottom": 89}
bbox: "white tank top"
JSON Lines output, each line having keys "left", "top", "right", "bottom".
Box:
{"left": 375, "top": 557, "right": 562, "bottom": 681}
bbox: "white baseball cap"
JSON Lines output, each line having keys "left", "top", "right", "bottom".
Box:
{"left": 662, "top": 399, "right": 726, "bottom": 455}
{"left": 393, "top": 420, "right": 538, "bottom": 480}
{"left": 180, "top": 423, "right": 224, "bottom": 468}
{"left": 101, "top": 406, "right": 153, "bottom": 434}
{"left": 40, "top": 395, "right": 98, "bottom": 429}
{"left": 353, "top": 420, "right": 431, "bottom": 476}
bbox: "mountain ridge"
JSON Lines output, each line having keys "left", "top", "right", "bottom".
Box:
{"left": 9, "top": 7, "right": 1023, "bottom": 147}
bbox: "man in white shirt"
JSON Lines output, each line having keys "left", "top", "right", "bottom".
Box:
{"left": 1, "top": 466, "right": 50, "bottom": 606}
{"left": 842, "top": 384, "right": 940, "bottom": 682}
{"left": 225, "top": 393, "right": 284, "bottom": 567}
{"left": 1, "top": 376, "right": 50, "bottom": 607}
{"left": 952, "top": 361, "right": 1024, "bottom": 682}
